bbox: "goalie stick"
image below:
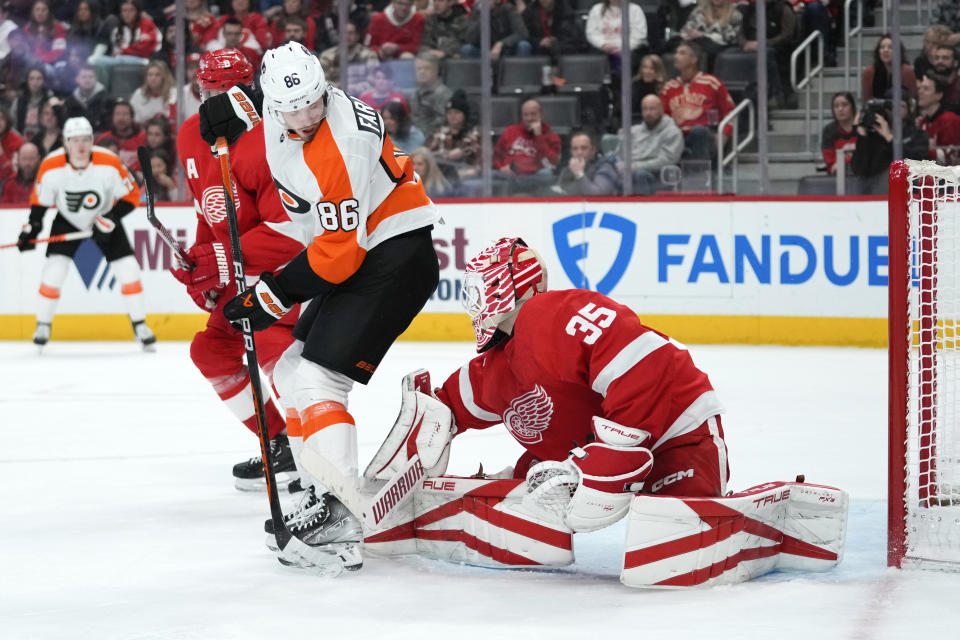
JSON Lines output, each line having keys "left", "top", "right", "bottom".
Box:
{"left": 137, "top": 146, "right": 193, "bottom": 270}
{"left": 0, "top": 230, "right": 92, "bottom": 250}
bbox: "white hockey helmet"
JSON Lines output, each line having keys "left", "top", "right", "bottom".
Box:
{"left": 259, "top": 42, "right": 328, "bottom": 128}
{"left": 63, "top": 116, "right": 94, "bottom": 141}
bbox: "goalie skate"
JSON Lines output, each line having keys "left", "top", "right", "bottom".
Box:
{"left": 265, "top": 489, "right": 363, "bottom": 574}
{"left": 233, "top": 432, "right": 298, "bottom": 491}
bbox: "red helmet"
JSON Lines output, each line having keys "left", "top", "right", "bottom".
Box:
{"left": 196, "top": 48, "right": 254, "bottom": 93}
{"left": 462, "top": 237, "right": 547, "bottom": 352}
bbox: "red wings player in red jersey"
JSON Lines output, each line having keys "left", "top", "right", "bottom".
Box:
{"left": 172, "top": 49, "right": 308, "bottom": 491}
{"left": 433, "top": 237, "right": 730, "bottom": 532}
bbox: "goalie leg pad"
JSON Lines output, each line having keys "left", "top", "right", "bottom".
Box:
{"left": 620, "top": 481, "right": 849, "bottom": 588}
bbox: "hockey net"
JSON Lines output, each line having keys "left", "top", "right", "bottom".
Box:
{"left": 889, "top": 160, "right": 960, "bottom": 570}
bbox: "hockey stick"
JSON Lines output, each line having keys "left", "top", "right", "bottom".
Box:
{"left": 215, "top": 137, "right": 292, "bottom": 553}
{"left": 0, "top": 230, "right": 92, "bottom": 250}
{"left": 137, "top": 146, "right": 193, "bottom": 270}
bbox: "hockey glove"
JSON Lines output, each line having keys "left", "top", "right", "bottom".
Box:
{"left": 170, "top": 242, "right": 231, "bottom": 293}
{"left": 198, "top": 85, "right": 261, "bottom": 147}
{"left": 17, "top": 220, "right": 41, "bottom": 252}
{"left": 222, "top": 272, "right": 294, "bottom": 331}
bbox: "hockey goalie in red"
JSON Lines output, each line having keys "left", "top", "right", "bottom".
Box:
{"left": 171, "top": 49, "right": 307, "bottom": 491}
{"left": 364, "top": 237, "right": 850, "bottom": 588}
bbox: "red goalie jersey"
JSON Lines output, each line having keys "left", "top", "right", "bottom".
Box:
{"left": 177, "top": 114, "right": 307, "bottom": 274}
{"left": 436, "top": 289, "right": 729, "bottom": 496}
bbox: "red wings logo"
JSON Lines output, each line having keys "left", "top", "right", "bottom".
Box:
{"left": 199, "top": 185, "right": 239, "bottom": 226}
{"left": 503, "top": 385, "right": 554, "bottom": 445}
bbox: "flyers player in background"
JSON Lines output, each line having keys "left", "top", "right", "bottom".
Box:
{"left": 198, "top": 42, "right": 439, "bottom": 573}
{"left": 18, "top": 117, "right": 156, "bottom": 350}
{"left": 172, "top": 48, "right": 308, "bottom": 492}
{"left": 432, "top": 237, "right": 730, "bottom": 533}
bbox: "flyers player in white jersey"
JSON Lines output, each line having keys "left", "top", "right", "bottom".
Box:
{"left": 198, "top": 42, "right": 439, "bottom": 573}
{"left": 173, "top": 49, "right": 310, "bottom": 492}
{"left": 431, "top": 238, "right": 729, "bottom": 533}
{"left": 17, "top": 117, "right": 156, "bottom": 350}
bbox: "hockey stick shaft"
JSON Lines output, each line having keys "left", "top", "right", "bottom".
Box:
{"left": 215, "top": 137, "right": 291, "bottom": 551}
{"left": 137, "top": 146, "right": 193, "bottom": 270}
{"left": 0, "top": 230, "right": 92, "bottom": 250}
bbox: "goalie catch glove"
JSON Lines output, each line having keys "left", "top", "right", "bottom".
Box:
{"left": 222, "top": 271, "right": 294, "bottom": 331}
{"left": 198, "top": 84, "right": 262, "bottom": 147}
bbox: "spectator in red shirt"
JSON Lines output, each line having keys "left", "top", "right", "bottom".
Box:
{"left": 92, "top": 0, "right": 161, "bottom": 65}
{"left": 358, "top": 65, "right": 410, "bottom": 111}
{"left": 916, "top": 73, "right": 960, "bottom": 166}
{"left": 219, "top": 0, "right": 272, "bottom": 53}
{"left": 0, "top": 106, "right": 25, "bottom": 183}
{"left": 96, "top": 99, "right": 146, "bottom": 172}
{"left": 367, "top": 0, "right": 425, "bottom": 60}
{"left": 659, "top": 41, "right": 735, "bottom": 160}
{"left": 268, "top": 0, "right": 317, "bottom": 51}
{"left": 492, "top": 98, "right": 561, "bottom": 196}
{"left": 18, "top": 0, "right": 67, "bottom": 74}
{"left": 821, "top": 91, "right": 858, "bottom": 174}
{"left": 0, "top": 140, "right": 41, "bottom": 204}
{"left": 220, "top": 16, "right": 261, "bottom": 68}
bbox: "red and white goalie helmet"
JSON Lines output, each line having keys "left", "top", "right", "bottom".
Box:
{"left": 462, "top": 237, "right": 547, "bottom": 352}
{"left": 196, "top": 48, "right": 254, "bottom": 94}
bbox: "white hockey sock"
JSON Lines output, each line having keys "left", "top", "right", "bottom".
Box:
{"left": 36, "top": 255, "right": 71, "bottom": 324}
{"left": 300, "top": 403, "right": 359, "bottom": 488}
{"left": 111, "top": 255, "right": 146, "bottom": 323}
{"left": 285, "top": 407, "right": 308, "bottom": 484}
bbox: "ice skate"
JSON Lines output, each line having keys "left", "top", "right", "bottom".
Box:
{"left": 32, "top": 322, "right": 51, "bottom": 348}
{"left": 265, "top": 489, "right": 363, "bottom": 574}
{"left": 132, "top": 320, "right": 156, "bottom": 352}
{"left": 232, "top": 433, "right": 298, "bottom": 491}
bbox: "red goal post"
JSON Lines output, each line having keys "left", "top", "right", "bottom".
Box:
{"left": 888, "top": 159, "right": 960, "bottom": 570}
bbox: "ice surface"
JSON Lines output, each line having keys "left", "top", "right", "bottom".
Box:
{"left": 1, "top": 340, "right": 958, "bottom": 639}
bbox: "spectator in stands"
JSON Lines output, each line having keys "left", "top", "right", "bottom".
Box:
{"left": 224, "top": 0, "right": 272, "bottom": 52}
{"left": 932, "top": 0, "right": 960, "bottom": 48}
{"left": 521, "top": 0, "right": 586, "bottom": 64}
{"left": 419, "top": 0, "right": 467, "bottom": 61}
{"left": 96, "top": 98, "right": 146, "bottom": 171}
{"left": 220, "top": 15, "right": 261, "bottom": 68}
{"left": 556, "top": 130, "right": 620, "bottom": 196}
{"left": 410, "top": 52, "right": 451, "bottom": 138}
{"left": 680, "top": 0, "right": 743, "bottom": 72}
{"left": 129, "top": 59, "right": 175, "bottom": 124}
{"left": 0, "top": 3, "right": 17, "bottom": 67}
{"left": 0, "top": 106, "right": 24, "bottom": 183}
{"left": 821, "top": 91, "right": 857, "bottom": 175}
{"left": 92, "top": 0, "right": 161, "bottom": 65}
{"left": 367, "top": 0, "right": 425, "bottom": 60}
{"left": 17, "top": 0, "right": 68, "bottom": 75}
{"left": 146, "top": 147, "right": 175, "bottom": 200}
{"left": 932, "top": 45, "right": 960, "bottom": 113}
{"left": 861, "top": 34, "right": 917, "bottom": 102}
{"left": 144, "top": 112, "right": 175, "bottom": 165}
{"left": 185, "top": 0, "right": 219, "bottom": 49}
{"left": 738, "top": 0, "right": 796, "bottom": 106}
{"left": 492, "top": 98, "right": 561, "bottom": 195}
{"left": 850, "top": 90, "right": 928, "bottom": 194}
{"left": 426, "top": 89, "right": 481, "bottom": 183}
{"left": 411, "top": 146, "right": 459, "bottom": 198}
{"left": 179, "top": 52, "right": 202, "bottom": 119}
{"left": 68, "top": 0, "right": 106, "bottom": 56}
{"left": 916, "top": 73, "right": 960, "bottom": 165}
{"left": 50, "top": 44, "right": 89, "bottom": 94}
{"left": 914, "top": 24, "right": 951, "bottom": 80}
{"left": 381, "top": 100, "right": 424, "bottom": 153}
{"left": 11, "top": 67, "right": 54, "bottom": 134}
{"left": 97, "top": 134, "right": 120, "bottom": 155}
{"left": 358, "top": 65, "right": 409, "bottom": 111}
{"left": 632, "top": 53, "right": 667, "bottom": 118}
{"left": 279, "top": 15, "right": 308, "bottom": 46}
{"left": 320, "top": 20, "right": 379, "bottom": 87}
{"left": 659, "top": 41, "right": 734, "bottom": 160}
{"left": 660, "top": 0, "right": 699, "bottom": 49}
{"left": 620, "top": 93, "right": 683, "bottom": 194}
{"left": 462, "top": 0, "right": 532, "bottom": 59}
{"left": 27, "top": 96, "right": 64, "bottom": 155}
{"left": 585, "top": 0, "right": 647, "bottom": 76}
{"left": 793, "top": 0, "right": 836, "bottom": 67}
{"left": 0, "top": 140, "right": 40, "bottom": 203}
{"left": 63, "top": 63, "right": 108, "bottom": 130}
{"left": 269, "top": 0, "right": 317, "bottom": 50}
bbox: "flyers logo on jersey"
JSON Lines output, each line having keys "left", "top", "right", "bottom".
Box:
{"left": 272, "top": 178, "right": 311, "bottom": 214}
{"left": 503, "top": 385, "right": 554, "bottom": 445}
{"left": 64, "top": 190, "right": 101, "bottom": 213}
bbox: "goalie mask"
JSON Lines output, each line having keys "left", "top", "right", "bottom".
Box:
{"left": 462, "top": 237, "right": 547, "bottom": 352}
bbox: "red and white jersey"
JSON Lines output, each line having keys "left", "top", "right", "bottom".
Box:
{"left": 262, "top": 86, "right": 439, "bottom": 284}
{"left": 659, "top": 72, "right": 735, "bottom": 135}
{"left": 436, "top": 289, "right": 724, "bottom": 464}
{"left": 177, "top": 114, "right": 308, "bottom": 276}
{"left": 30, "top": 146, "right": 140, "bottom": 230}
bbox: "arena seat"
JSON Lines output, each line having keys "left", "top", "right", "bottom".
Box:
{"left": 536, "top": 95, "right": 581, "bottom": 136}
{"left": 490, "top": 95, "right": 521, "bottom": 134}
{"left": 108, "top": 64, "right": 147, "bottom": 99}
{"left": 443, "top": 58, "right": 483, "bottom": 91}
{"left": 498, "top": 56, "right": 552, "bottom": 95}
{"left": 712, "top": 49, "right": 760, "bottom": 100}
{"left": 557, "top": 54, "right": 609, "bottom": 93}
{"left": 797, "top": 175, "right": 838, "bottom": 195}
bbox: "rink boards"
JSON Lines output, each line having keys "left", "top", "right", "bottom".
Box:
{"left": 0, "top": 197, "right": 889, "bottom": 345}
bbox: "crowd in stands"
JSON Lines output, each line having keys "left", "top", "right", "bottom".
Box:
{"left": 1, "top": 0, "right": 960, "bottom": 202}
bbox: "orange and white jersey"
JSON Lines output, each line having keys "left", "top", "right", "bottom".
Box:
{"left": 262, "top": 87, "right": 439, "bottom": 284}
{"left": 31, "top": 146, "right": 140, "bottom": 230}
